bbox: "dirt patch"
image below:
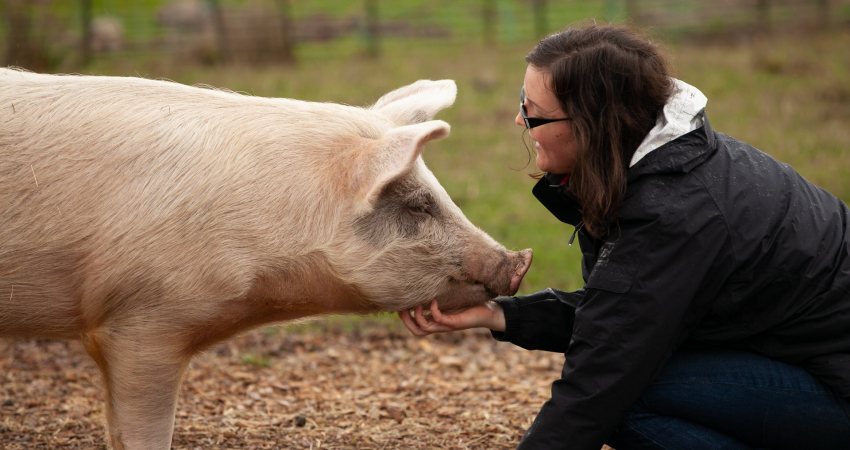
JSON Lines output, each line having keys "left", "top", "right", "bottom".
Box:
{"left": 1, "top": 318, "right": 566, "bottom": 449}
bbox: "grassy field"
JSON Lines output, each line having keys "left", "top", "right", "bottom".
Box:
{"left": 81, "top": 26, "right": 850, "bottom": 295}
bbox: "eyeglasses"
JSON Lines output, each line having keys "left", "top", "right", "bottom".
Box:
{"left": 519, "top": 87, "right": 571, "bottom": 129}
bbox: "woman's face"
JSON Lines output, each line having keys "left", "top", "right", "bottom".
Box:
{"left": 515, "top": 65, "right": 579, "bottom": 175}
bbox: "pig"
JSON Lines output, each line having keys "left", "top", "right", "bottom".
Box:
{"left": 0, "top": 68, "right": 532, "bottom": 450}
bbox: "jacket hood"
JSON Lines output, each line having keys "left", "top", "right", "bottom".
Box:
{"left": 629, "top": 78, "right": 708, "bottom": 167}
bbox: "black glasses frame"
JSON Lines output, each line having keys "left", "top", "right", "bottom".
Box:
{"left": 519, "top": 87, "right": 571, "bottom": 129}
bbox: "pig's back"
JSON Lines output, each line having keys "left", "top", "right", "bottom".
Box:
{"left": 0, "top": 70, "right": 361, "bottom": 337}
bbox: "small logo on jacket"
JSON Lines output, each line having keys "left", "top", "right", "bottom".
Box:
{"left": 598, "top": 242, "right": 615, "bottom": 263}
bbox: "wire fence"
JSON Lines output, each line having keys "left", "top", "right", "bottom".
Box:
{"left": 3, "top": 0, "right": 850, "bottom": 71}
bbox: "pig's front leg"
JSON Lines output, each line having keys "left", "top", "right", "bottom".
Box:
{"left": 83, "top": 326, "right": 189, "bottom": 450}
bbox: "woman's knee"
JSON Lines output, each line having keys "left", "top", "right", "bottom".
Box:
{"left": 609, "top": 350, "right": 850, "bottom": 449}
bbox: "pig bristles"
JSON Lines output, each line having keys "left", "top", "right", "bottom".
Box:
{"left": 30, "top": 165, "right": 39, "bottom": 187}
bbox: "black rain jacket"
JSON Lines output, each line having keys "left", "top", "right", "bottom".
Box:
{"left": 493, "top": 116, "right": 850, "bottom": 450}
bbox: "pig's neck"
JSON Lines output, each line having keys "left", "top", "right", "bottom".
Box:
{"left": 181, "top": 253, "right": 373, "bottom": 354}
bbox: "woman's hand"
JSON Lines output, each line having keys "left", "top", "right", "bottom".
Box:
{"left": 398, "top": 299, "right": 506, "bottom": 336}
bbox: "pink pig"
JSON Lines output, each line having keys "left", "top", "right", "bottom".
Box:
{"left": 0, "top": 68, "right": 531, "bottom": 449}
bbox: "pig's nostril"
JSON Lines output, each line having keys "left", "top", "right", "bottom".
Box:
{"left": 518, "top": 249, "right": 532, "bottom": 273}
{"left": 508, "top": 249, "right": 532, "bottom": 294}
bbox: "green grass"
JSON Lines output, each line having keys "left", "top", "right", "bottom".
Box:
{"left": 76, "top": 27, "right": 850, "bottom": 298}
{"left": 240, "top": 353, "right": 271, "bottom": 368}
{"left": 41, "top": 0, "right": 623, "bottom": 41}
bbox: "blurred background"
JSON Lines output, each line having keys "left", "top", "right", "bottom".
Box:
{"left": 3, "top": 0, "right": 850, "bottom": 293}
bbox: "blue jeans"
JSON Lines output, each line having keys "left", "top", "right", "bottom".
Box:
{"left": 607, "top": 350, "right": 850, "bottom": 450}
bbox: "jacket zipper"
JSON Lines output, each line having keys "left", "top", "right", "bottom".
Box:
{"left": 568, "top": 222, "right": 584, "bottom": 247}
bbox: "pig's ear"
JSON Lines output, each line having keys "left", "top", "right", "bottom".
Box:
{"left": 371, "top": 80, "right": 457, "bottom": 125}
{"left": 358, "top": 120, "right": 450, "bottom": 207}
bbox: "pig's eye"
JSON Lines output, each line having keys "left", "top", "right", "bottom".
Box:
{"left": 407, "top": 193, "right": 437, "bottom": 218}
{"left": 407, "top": 202, "right": 431, "bottom": 218}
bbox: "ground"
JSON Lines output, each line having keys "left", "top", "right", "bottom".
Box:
{"left": 0, "top": 318, "right": 569, "bottom": 449}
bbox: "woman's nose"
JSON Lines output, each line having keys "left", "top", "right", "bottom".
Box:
{"left": 514, "top": 111, "right": 525, "bottom": 127}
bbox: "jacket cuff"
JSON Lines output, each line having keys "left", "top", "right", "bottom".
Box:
{"left": 490, "top": 296, "right": 522, "bottom": 343}
{"left": 488, "top": 288, "right": 580, "bottom": 353}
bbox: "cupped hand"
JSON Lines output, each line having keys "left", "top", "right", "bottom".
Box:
{"left": 398, "top": 299, "right": 506, "bottom": 337}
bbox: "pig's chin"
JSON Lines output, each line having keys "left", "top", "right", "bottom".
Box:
{"left": 432, "top": 279, "right": 497, "bottom": 313}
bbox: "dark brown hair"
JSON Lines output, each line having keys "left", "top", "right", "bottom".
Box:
{"left": 526, "top": 24, "right": 674, "bottom": 238}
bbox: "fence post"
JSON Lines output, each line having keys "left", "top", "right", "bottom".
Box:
{"left": 80, "top": 0, "right": 92, "bottom": 66}
{"left": 482, "top": 0, "right": 497, "bottom": 45}
{"left": 756, "top": 0, "right": 771, "bottom": 31}
{"left": 532, "top": 0, "right": 548, "bottom": 38}
{"left": 625, "top": 0, "right": 639, "bottom": 25}
{"left": 817, "top": 0, "right": 830, "bottom": 28}
{"left": 3, "top": 0, "right": 36, "bottom": 69}
{"left": 277, "top": 0, "right": 296, "bottom": 64}
{"left": 364, "top": 0, "right": 380, "bottom": 58}
{"left": 207, "top": 0, "right": 229, "bottom": 63}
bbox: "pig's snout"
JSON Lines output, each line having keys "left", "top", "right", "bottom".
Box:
{"left": 509, "top": 249, "right": 533, "bottom": 295}
{"left": 437, "top": 247, "right": 533, "bottom": 313}
{"left": 482, "top": 247, "right": 532, "bottom": 300}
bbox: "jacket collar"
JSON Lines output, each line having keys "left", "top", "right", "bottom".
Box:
{"left": 627, "top": 114, "right": 716, "bottom": 182}
{"left": 630, "top": 79, "right": 708, "bottom": 167}
{"left": 532, "top": 116, "right": 717, "bottom": 226}
{"left": 532, "top": 173, "right": 582, "bottom": 226}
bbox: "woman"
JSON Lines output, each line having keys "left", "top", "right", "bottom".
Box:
{"left": 399, "top": 24, "right": 850, "bottom": 449}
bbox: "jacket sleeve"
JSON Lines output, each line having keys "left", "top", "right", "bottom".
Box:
{"left": 490, "top": 288, "right": 584, "bottom": 353}
{"left": 518, "top": 187, "right": 733, "bottom": 450}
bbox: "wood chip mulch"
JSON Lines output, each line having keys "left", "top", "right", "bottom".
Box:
{"left": 1, "top": 318, "right": 571, "bottom": 449}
